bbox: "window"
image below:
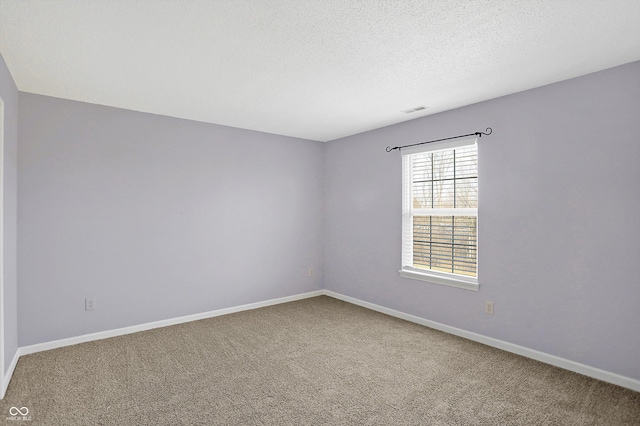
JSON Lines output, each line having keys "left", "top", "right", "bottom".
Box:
{"left": 400, "top": 137, "right": 478, "bottom": 290}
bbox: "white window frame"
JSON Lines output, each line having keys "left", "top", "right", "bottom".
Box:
{"left": 399, "top": 136, "right": 479, "bottom": 291}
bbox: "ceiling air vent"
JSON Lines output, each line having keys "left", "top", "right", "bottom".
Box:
{"left": 402, "top": 106, "right": 428, "bottom": 114}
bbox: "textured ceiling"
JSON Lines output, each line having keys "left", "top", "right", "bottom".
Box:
{"left": 1, "top": 0, "right": 640, "bottom": 142}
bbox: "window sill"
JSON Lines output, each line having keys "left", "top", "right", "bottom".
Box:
{"left": 399, "top": 268, "right": 479, "bottom": 291}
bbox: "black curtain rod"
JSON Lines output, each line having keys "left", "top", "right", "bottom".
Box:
{"left": 385, "top": 127, "right": 492, "bottom": 152}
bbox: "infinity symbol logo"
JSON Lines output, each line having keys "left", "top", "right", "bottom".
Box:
{"left": 9, "top": 407, "right": 29, "bottom": 416}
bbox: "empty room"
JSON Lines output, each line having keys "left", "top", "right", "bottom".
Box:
{"left": 1, "top": 0, "right": 639, "bottom": 424}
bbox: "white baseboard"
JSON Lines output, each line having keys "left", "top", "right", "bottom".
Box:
{"left": 323, "top": 290, "right": 640, "bottom": 393}
{"left": 1, "top": 349, "right": 20, "bottom": 399}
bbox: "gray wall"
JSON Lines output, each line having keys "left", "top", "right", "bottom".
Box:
{"left": 324, "top": 61, "right": 640, "bottom": 381}
{"left": 0, "top": 52, "right": 18, "bottom": 374}
{"left": 18, "top": 94, "right": 324, "bottom": 346}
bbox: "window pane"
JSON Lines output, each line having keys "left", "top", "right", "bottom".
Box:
{"left": 455, "top": 177, "right": 477, "bottom": 208}
{"left": 454, "top": 145, "right": 478, "bottom": 179}
{"left": 432, "top": 150, "right": 454, "bottom": 181}
{"left": 412, "top": 216, "right": 477, "bottom": 277}
{"left": 412, "top": 153, "right": 432, "bottom": 208}
{"left": 453, "top": 216, "right": 477, "bottom": 276}
{"left": 433, "top": 179, "right": 454, "bottom": 208}
{"left": 412, "top": 155, "right": 432, "bottom": 181}
{"left": 412, "top": 181, "right": 432, "bottom": 208}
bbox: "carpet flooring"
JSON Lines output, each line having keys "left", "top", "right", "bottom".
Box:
{"left": 1, "top": 296, "right": 639, "bottom": 425}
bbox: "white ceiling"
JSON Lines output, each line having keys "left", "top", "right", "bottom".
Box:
{"left": 1, "top": 0, "right": 640, "bottom": 142}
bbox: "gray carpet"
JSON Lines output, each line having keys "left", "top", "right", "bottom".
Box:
{"left": 1, "top": 296, "right": 639, "bottom": 425}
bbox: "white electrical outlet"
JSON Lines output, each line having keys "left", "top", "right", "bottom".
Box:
{"left": 485, "top": 301, "right": 494, "bottom": 315}
{"left": 309, "top": 268, "right": 314, "bottom": 277}
{"left": 85, "top": 298, "right": 96, "bottom": 311}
